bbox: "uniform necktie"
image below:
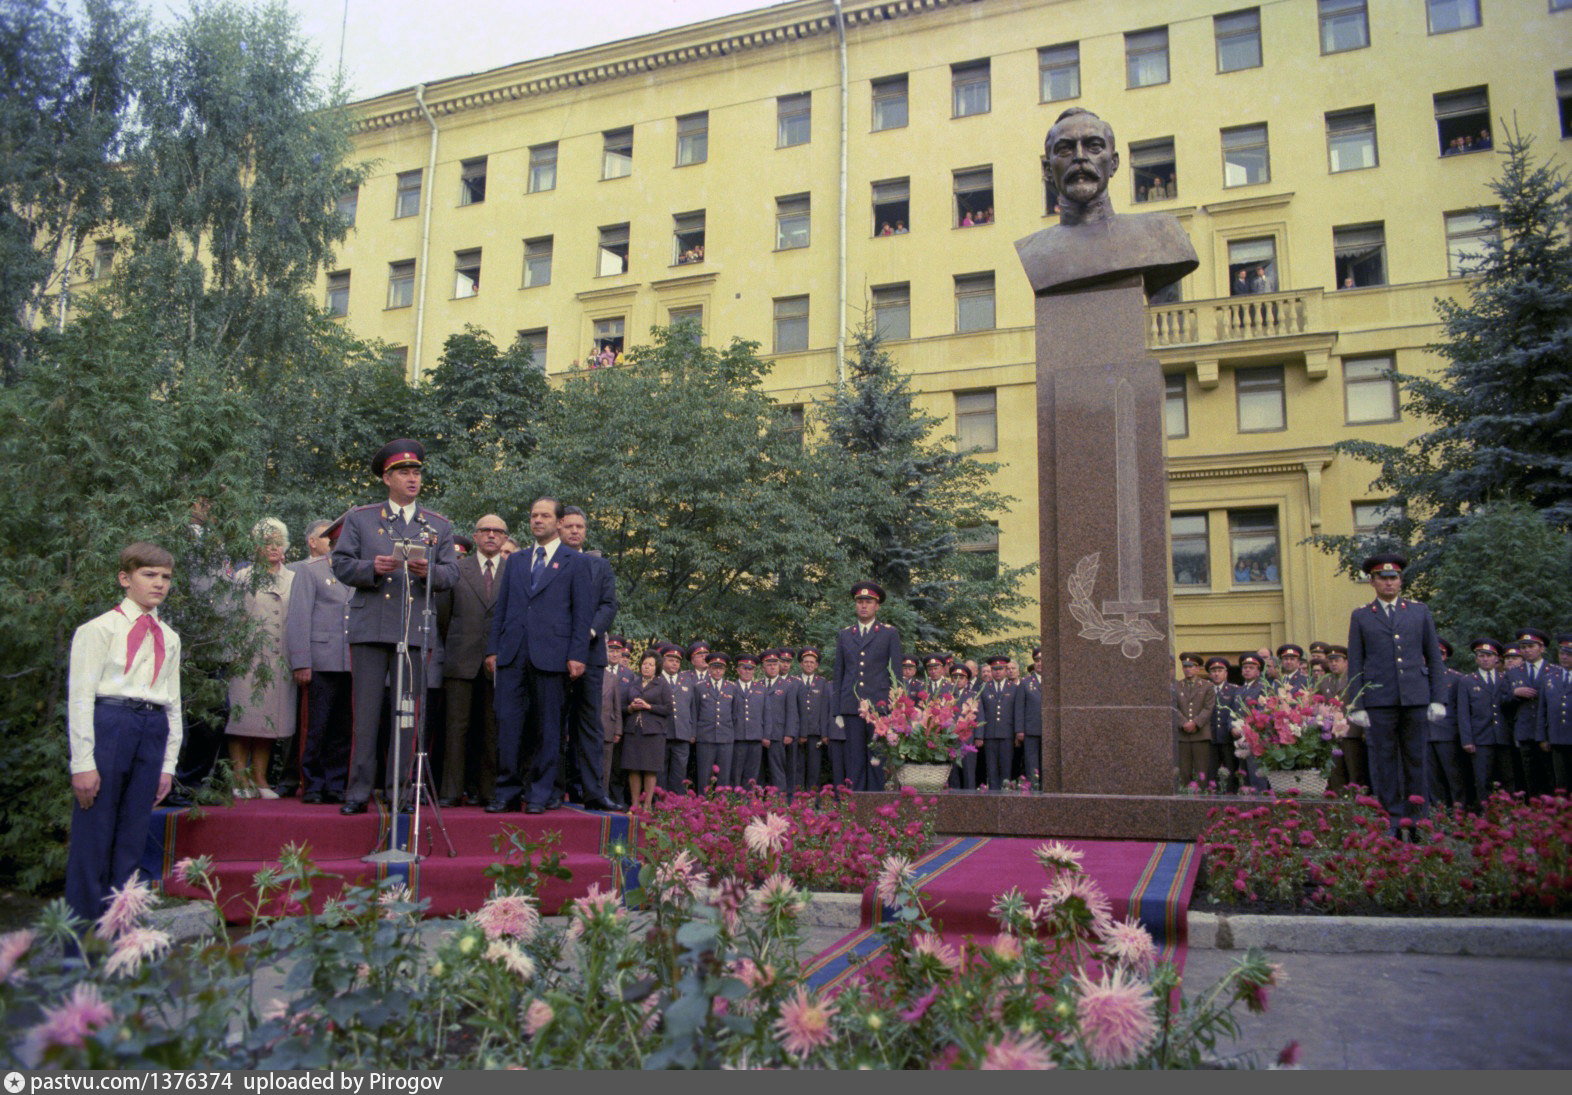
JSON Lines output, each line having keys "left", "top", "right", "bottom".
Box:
{"left": 530, "top": 546, "right": 546, "bottom": 590}
{"left": 483, "top": 558, "right": 494, "bottom": 597}
{"left": 125, "top": 613, "right": 165, "bottom": 681}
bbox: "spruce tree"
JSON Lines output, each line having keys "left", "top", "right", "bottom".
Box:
{"left": 1316, "top": 127, "right": 1572, "bottom": 595}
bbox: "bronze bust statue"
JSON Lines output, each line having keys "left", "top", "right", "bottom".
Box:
{"left": 1016, "top": 107, "right": 1198, "bottom": 297}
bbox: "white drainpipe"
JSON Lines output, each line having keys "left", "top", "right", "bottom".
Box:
{"left": 834, "top": 0, "right": 848, "bottom": 386}
{"left": 413, "top": 84, "right": 439, "bottom": 384}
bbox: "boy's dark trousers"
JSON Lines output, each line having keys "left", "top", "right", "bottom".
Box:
{"left": 65, "top": 701, "right": 169, "bottom": 926}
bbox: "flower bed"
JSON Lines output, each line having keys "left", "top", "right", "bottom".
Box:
{"left": 1198, "top": 791, "right": 1572, "bottom": 916}
{"left": 633, "top": 785, "right": 935, "bottom": 892}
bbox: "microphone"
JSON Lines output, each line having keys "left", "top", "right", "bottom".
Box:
{"left": 415, "top": 513, "right": 437, "bottom": 544}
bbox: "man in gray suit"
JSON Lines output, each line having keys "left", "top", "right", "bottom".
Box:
{"left": 285, "top": 521, "right": 353, "bottom": 803}
{"left": 330, "top": 439, "right": 459, "bottom": 815}
{"left": 435, "top": 514, "right": 508, "bottom": 806}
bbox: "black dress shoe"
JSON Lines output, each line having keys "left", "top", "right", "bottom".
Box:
{"left": 544, "top": 794, "right": 563, "bottom": 811}
{"left": 524, "top": 802, "right": 545, "bottom": 815}
{"left": 582, "top": 796, "right": 627, "bottom": 813}
{"left": 163, "top": 788, "right": 196, "bottom": 809}
{"left": 322, "top": 790, "right": 345, "bottom": 804}
{"left": 275, "top": 783, "right": 299, "bottom": 799}
{"left": 339, "top": 800, "right": 368, "bottom": 815}
{"left": 484, "top": 798, "right": 519, "bottom": 814}
{"left": 301, "top": 791, "right": 324, "bottom": 805}
{"left": 438, "top": 797, "right": 461, "bottom": 808}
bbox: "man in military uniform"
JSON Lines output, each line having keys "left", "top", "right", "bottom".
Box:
{"left": 1458, "top": 638, "right": 1511, "bottom": 803}
{"left": 1172, "top": 653, "right": 1216, "bottom": 790}
{"left": 694, "top": 651, "right": 738, "bottom": 793}
{"left": 1503, "top": 627, "right": 1556, "bottom": 797}
{"left": 832, "top": 582, "right": 902, "bottom": 792}
{"left": 1346, "top": 554, "right": 1447, "bottom": 835}
{"left": 1275, "top": 644, "right": 1309, "bottom": 691}
{"left": 1205, "top": 657, "right": 1236, "bottom": 792}
{"left": 1233, "top": 652, "right": 1269, "bottom": 791}
{"left": 730, "top": 654, "right": 765, "bottom": 788}
{"left": 330, "top": 440, "right": 459, "bottom": 814}
{"left": 977, "top": 655, "right": 1017, "bottom": 791}
{"left": 1545, "top": 635, "right": 1572, "bottom": 791}
{"left": 900, "top": 655, "right": 922, "bottom": 699}
{"left": 1322, "top": 645, "right": 1367, "bottom": 793}
{"left": 1427, "top": 638, "right": 1473, "bottom": 810}
{"left": 660, "top": 644, "right": 698, "bottom": 793}
{"left": 285, "top": 524, "right": 353, "bottom": 804}
{"left": 1014, "top": 646, "right": 1043, "bottom": 790}
{"left": 791, "top": 646, "right": 832, "bottom": 791}
{"left": 919, "top": 654, "right": 950, "bottom": 701}
{"left": 760, "top": 651, "right": 795, "bottom": 792}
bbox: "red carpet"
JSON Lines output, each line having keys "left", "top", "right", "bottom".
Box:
{"left": 803, "top": 837, "right": 1198, "bottom": 991}
{"left": 146, "top": 799, "right": 636, "bottom": 922}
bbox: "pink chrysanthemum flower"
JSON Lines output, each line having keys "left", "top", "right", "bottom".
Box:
{"left": 483, "top": 940, "right": 536, "bottom": 980}
{"left": 94, "top": 873, "right": 154, "bottom": 941}
{"left": 103, "top": 926, "right": 171, "bottom": 979}
{"left": 1043, "top": 871, "right": 1113, "bottom": 930}
{"left": 774, "top": 986, "right": 838, "bottom": 1059}
{"left": 22, "top": 982, "right": 115, "bottom": 1061}
{"left": 981, "top": 1031, "right": 1056, "bottom": 1070}
{"left": 750, "top": 873, "right": 803, "bottom": 917}
{"left": 911, "top": 931, "right": 962, "bottom": 971}
{"left": 1032, "top": 840, "right": 1084, "bottom": 874}
{"left": 874, "top": 854, "right": 914, "bottom": 905}
{"left": 474, "top": 892, "right": 541, "bottom": 942}
{"left": 522, "top": 998, "right": 554, "bottom": 1036}
{"left": 653, "top": 849, "right": 708, "bottom": 897}
{"left": 0, "top": 929, "right": 34, "bottom": 985}
{"left": 743, "top": 812, "right": 790, "bottom": 856}
{"left": 990, "top": 932, "right": 1023, "bottom": 962}
{"left": 1098, "top": 916, "right": 1158, "bottom": 976}
{"left": 732, "top": 957, "right": 776, "bottom": 992}
{"left": 566, "top": 884, "right": 623, "bottom": 940}
{"left": 1073, "top": 967, "right": 1158, "bottom": 1067}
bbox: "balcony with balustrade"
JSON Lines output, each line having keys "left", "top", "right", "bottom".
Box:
{"left": 1147, "top": 286, "right": 1336, "bottom": 387}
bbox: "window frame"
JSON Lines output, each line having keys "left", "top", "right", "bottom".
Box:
{"left": 777, "top": 92, "right": 811, "bottom": 148}
{"left": 1318, "top": 0, "right": 1369, "bottom": 53}
{"left": 528, "top": 143, "right": 558, "bottom": 193}
{"left": 523, "top": 235, "right": 553, "bottom": 289}
{"left": 1227, "top": 235, "right": 1280, "bottom": 295}
{"left": 780, "top": 403, "right": 806, "bottom": 446}
{"left": 872, "top": 282, "right": 911, "bottom": 341}
{"left": 676, "top": 112, "right": 709, "bottom": 167}
{"left": 1235, "top": 364, "right": 1287, "bottom": 432}
{"left": 1039, "top": 42, "right": 1080, "bottom": 103}
{"left": 453, "top": 248, "right": 481, "bottom": 299}
{"left": 518, "top": 327, "right": 548, "bottom": 372}
{"left": 325, "top": 270, "right": 349, "bottom": 317}
{"left": 775, "top": 194, "right": 811, "bottom": 251}
{"left": 773, "top": 295, "right": 810, "bottom": 353}
{"left": 1326, "top": 106, "right": 1378, "bottom": 173}
{"left": 672, "top": 210, "right": 706, "bottom": 265}
{"left": 871, "top": 75, "right": 908, "bottom": 131}
{"left": 91, "top": 240, "right": 116, "bottom": 281}
{"left": 386, "top": 260, "right": 415, "bottom": 310}
{"left": 1170, "top": 512, "right": 1210, "bottom": 589}
{"left": 336, "top": 187, "right": 358, "bottom": 227}
{"left": 1333, "top": 221, "right": 1386, "bottom": 288}
{"left": 394, "top": 170, "right": 422, "bottom": 219}
{"left": 1130, "top": 137, "right": 1178, "bottom": 204}
{"left": 1445, "top": 208, "right": 1499, "bottom": 276}
{"left": 591, "top": 316, "right": 625, "bottom": 359}
{"left": 602, "top": 127, "right": 633, "bottom": 180}
{"left": 872, "top": 177, "right": 910, "bottom": 236}
{"left": 1343, "top": 355, "right": 1400, "bottom": 424}
{"left": 951, "top": 59, "right": 991, "bottom": 118}
{"left": 1558, "top": 69, "right": 1572, "bottom": 140}
{"left": 1228, "top": 508, "right": 1282, "bottom": 589}
{"left": 1221, "top": 123, "right": 1271, "bottom": 187}
{"left": 1214, "top": 9, "right": 1263, "bottom": 73}
{"left": 1125, "top": 27, "right": 1170, "bottom": 89}
{"left": 597, "top": 223, "right": 630, "bottom": 278}
{"left": 953, "top": 166, "right": 994, "bottom": 228}
{"left": 1164, "top": 371, "right": 1189, "bottom": 439}
{"left": 954, "top": 272, "right": 996, "bottom": 334}
{"left": 1426, "top": 0, "right": 1481, "bottom": 34}
{"left": 954, "top": 389, "right": 998, "bottom": 452}
{"left": 1434, "top": 86, "right": 1492, "bottom": 156}
{"left": 459, "top": 157, "right": 487, "bottom": 206}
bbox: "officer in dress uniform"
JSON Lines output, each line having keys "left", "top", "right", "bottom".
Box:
{"left": 900, "top": 655, "right": 922, "bottom": 700}
{"left": 1458, "top": 638, "right": 1511, "bottom": 804}
{"left": 284, "top": 537, "right": 353, "bottom": 803}
{"left": 730, "top": 654, "right": 765, "bottom": 787}
{"left": 1275, "top": 644, "right": 1310, "bottom": 691}
{"left": 1503, "top": 627, "right": 1556, "bottom": 797}
{"left": 832, "top": 582, "right": 902, "bottom": 792}
{"left": 694, "top": 651, "right": 738, "bottom": 793}
{"left": 1232, "top": 652, "right": 1269, "bottom": 790}
{"left": 1172, "top": 652, "right": 1216, "bottom": 790}
{"left": 1542, "top": 635, "right": 1572, "bottom": 791}
{"left": 1322, "top": 645, "right": 1367, "bottom": 794}
{"left": 330, "top": 440, "right": 458, "bottom": 814}
{"left": 659, "top": 643, "right": 699, "bottom": 793}
{"left": 1205, "top": 657, "right": 1236, "bottom": 792}
{"left": 918, "top": 654, "right": 950, "bottom": 703}
{"left": 760, "top": 651, "right": 795, "bottom": 792}
{"left": 1427, "top": 638, "right": 1473, "bottom": 810}
{"left": 1345, "top": 553, "right": 1448, "bottom": 836}
{"left": 977, "top": 655, "right": 1017, "bottom": 791}
{"left": 791, "top": 646, "right": 832, "bottom": 791}
{"left": 1014, "top": 646, "right": 1043, "bottom": 790}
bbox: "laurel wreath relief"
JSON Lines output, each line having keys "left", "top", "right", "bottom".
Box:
{"left": 1067, "top": 553, "right": 1164, "bottom": 660}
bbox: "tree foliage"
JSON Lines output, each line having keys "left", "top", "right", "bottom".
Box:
{"left": 1313, "top": 128, "right": 1572, "bottom": 596}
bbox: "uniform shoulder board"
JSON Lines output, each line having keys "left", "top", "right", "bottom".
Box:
{"left": 353, "top": 503, "right": 382, "bottom": 512}
{"left": 841, "top": 624, "right": 856, "bottom": 632}
{"left": 419, "top": 508, "right": 450, "bottom": 522}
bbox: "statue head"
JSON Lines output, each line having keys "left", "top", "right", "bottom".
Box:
{"left": 1045, "top": 107, "right": 1119, "bottom": 223}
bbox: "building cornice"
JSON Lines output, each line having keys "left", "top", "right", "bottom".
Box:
{"left": 349, "top": 0, "right": 982, "bottom": 133}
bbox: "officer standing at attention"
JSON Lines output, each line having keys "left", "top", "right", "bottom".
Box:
{"left": 832, "top": 581, "right": 902, "bottom": 791}
{"left": 331, "top": 439, "right": 458, "bottom": 815}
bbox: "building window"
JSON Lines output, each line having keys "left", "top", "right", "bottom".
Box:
{"left": 1215, "top": 9, "right": 1262, "bottom": 72}
{"left": 1039, "top": 42, "right": 1079, "bottom": 102}
{"left": 957, "top": 523, "right": 1000, "bottom": 578}
{"left": 872, "top": 283, "right": 910, "bottom": 341}
{"left": 453, "top": 249, "right": 481, "bottom": 298}
{"left": 1446, "top": 209, "right": 1498, "bottom": 276}
{"left": 592, "top": 316, "right": 625, "bottom": 359}
{"left": 1333, "top": 222, "right": 1385, "bottom": 288}
{"left": 1435, "top": 87, "right": 1492, "bottom": 155}
{"left": 383, "top": 346, "right": 408, "bottom": 377}
{"left": 518, "top": 327, "right": 548, "bottom": 371}
{"left": 776, "top": 194, "right": 810, "bottom": 250}
{"left": 528, "top": 143, "right": 557, "bottom": 193}
{"left": 1125, "top": 27, "right": 1169, "bottom": 89}
{"left": 1131, "top": 138, "right": 1177, "bottom": 203}
{"left": 954, "top": 166, "right": 994, "bottom": 227}
{"left": 387, "top": 260, "right": 415, "bottom": 309}
{"left": 668, "top": 305, "right": 703, "bottom": 339}
{"left": 91, "top": 240, "right": 116, "bottom": 281}
{"left": 336, "top": 187, "right": 358, "bottom": 227}
{"left": 1344, "top": 356, "right": 1399, "bottom": 423}
{"left": 1171, "top": 513, "right": 1209, "bottom": 588}
{"left": 955, "top": 389, "right": 998, "bottom": 452}
{"left": 1235, "top": 365, "right": 1286, "bottom": 432}
{"left": 1353, "top": 500, "right": 1403, "bottom": 534}
{"left": 1326, "top": 107, "right": 1378, "bottom": 172}
{"left": 1221, "top": 123, "right": 1270, "bottom": 187}
{"left": 951, "top": 59, "right": 990, "bottom": 117}
{"left": 1427, "top": 0, "right": 1481, "bottom": 34}
{"left": 1164, "top": 372, "right": 1188, "bottom": 438}
{"left": 1227, "top": 236, "right": 1278, "bottom": 295}
{"left": 459, "top": 157, "right": 486, "bottom": 205}
{"left": 778, "top": 92, "right": 811, "bottom": 147}
{"left": 871, "top": 75, "right": 908, "bottom": 131}
{"left": 523, "top": 236, "right": 552, "bottom": 288}
{"left": 673, "top": 210, "right": 705, "bottom": 265}
{"left": 325, "top": 270, "right": 349, "bottom": 317}
{"left": 773, "top": 295, "right": 809, "bottom": 353}
{"left": 873, "top": 178, "right": 909, "bottom": 236}
{"left": 779, "top": 403, "right": 806, "bottom": 446}
{"left": 954, "top": 273, "right": 995, "bottom": 333}
{"left": 1229, "top": 509, "right": 1281, "bottom": 587}
{"left": 602, "top": 127, "right": 633, "bottom": 179}
{"left": 1318, "top": 0, "right": 1369, "bottom": 52}
{"left": 1559, "top": 70, "right": 1572, "bottom": 139}
{"left": 597, "top": 224, "right": 630, "bottom": 277}
{"left": 394, "top": 170, "right": 422, "bottom": 218}
{"left": 676, "top": 112, "right": 708, "bottom": 166}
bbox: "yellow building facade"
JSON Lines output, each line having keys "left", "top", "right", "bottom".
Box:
{"left": 323, "top": 0, "right": 1571, "bottom": 657}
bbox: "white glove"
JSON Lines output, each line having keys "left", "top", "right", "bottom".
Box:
{"left": 834, "top": 716, "right": 844, "bottom": 729}
{"left": 1348, "top": 710, "right": 1370, "bottom": 729}
{"left": 1428, "top": 702, "right": 1447, "bottom": 720}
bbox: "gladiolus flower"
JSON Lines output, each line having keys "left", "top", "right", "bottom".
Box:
{"left": 774, "top": 987, "right": 838, "bottom": 1059}
{"left": 1073, "top": 967, "right": 1158, "bottom": 1067}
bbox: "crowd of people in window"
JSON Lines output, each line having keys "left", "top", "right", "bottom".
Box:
{"left": 1230, "top": 265, "right": 1276, "bottom": 296}
{"left": 957, "top": 206, "right": 994, "bottom": 227}
{"left": 876, "top": 221, "right": 910, "bottom": 235}
{"left": 1442, "top": 128, "right": 1492, "bottom": 155}
{"left": 1135, "top": 175, "right": 1177, "bottom": 203}
{"left": 676, "top": 243, "right": 705, "bottom": 265}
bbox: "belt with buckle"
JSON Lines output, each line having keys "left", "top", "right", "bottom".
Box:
{"left": 96, "top": 696, "right": 166, "bottom": 713}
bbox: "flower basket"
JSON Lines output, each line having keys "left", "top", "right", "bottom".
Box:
{"left": 1264, "top": 768, "right": 1328, "bottom": 796}
{"left": 1230, "top": 678, "right": 1353, "bottom": 782}
{"left": 861, "top": 678, "right": 979, "bottom": 772}
{"left": 891, "top": 762, "right": 951, "bottom": 793}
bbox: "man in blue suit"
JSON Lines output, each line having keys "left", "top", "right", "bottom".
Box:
{"left": 1346, "top": 553, "right": 1448, "bottom": 836}
{"left": 832, "top": 581, "right": 902, "bottom": 791}
{"left": 486, "top": 498, "right": 593, "bottom": 814}
{"left": 554, "top": 507, "right": 622, "bottom": 812}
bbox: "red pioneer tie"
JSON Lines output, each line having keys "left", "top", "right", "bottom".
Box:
{"left": 125, "top": 613, "right": 166, "bottom": 681}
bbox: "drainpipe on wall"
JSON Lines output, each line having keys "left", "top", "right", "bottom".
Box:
{"left": 413, "top": 84, "right": 440, "bottom": 385}
{"left": 834, "top": 0, "right": 848, "bottom": 387}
